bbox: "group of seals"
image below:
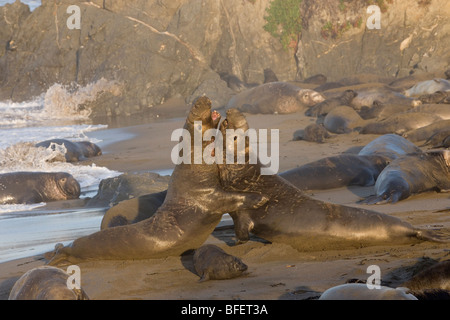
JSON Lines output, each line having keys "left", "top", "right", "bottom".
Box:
{"left": 46, "top": 97, "right": 267, "bottom": 265}
{"left": 35, "top": 139, "right": 102, "bottom": 162}
{"left": 0, "top": 172, "right": 81, "bottom": 204}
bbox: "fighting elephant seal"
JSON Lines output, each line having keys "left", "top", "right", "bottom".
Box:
{"left": 361, "top": 150, "right": 450, "bottom": 204}
{"left": 319, "top": 283, "right": 417, "bottom": 300}
{"left": 218, "top": 109, "right": 445, "bottom": 250}
{"left": 225, "top": 82, "right": 325, "bottom": 114}
{"left": 193, "top": 244, "right": 248, "bottom": 282}
{"left": 46, "top": 97, "right": 267, "bottom": 265}
{"left": 8, "top": 266, "right": 89, "bottom": 300}
{"left": 0, "top": 172, "right": 80, "bottom": 204}
{"left": 35, "top": 139, "right": 102, "bottom": 162}
{"left": 279, "top": 154, "right": 389, "bottom": 190}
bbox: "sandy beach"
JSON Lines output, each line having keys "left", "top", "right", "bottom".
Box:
{"left": 0, "top": 103, "right": 449, "bottom": 301}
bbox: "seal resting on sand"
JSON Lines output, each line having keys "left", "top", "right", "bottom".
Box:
{"left": 35, "top": 139, "right": 102, "bottom": 162}
{"left": 319, "top": 283, "right": 417, "bottom": 300}
{"left": 8, "top": 266, "right": 89, "bottom": 300}
{"left": 46, "top": 97, "right": 267, "bottom": 265}
{"left": 225, "top": 82, "right": 325, "bottom": 114}
{"left": 218, "top": 109, "right": 446, "bottom": 250}
{"left": 361, "top": 150, "right": 450, "bottom": 204}
{"left": 0, "top": 172, "right": 80, "bottom": 204}
{"left": 193, "top": 244, "right": 248, "bottom": 282}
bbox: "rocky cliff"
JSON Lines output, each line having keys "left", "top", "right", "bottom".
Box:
{"left": 0, "top": 0, "right": 448, "bottom": 119}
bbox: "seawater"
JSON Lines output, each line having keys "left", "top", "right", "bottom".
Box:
{"left": 0, "top": 79, "right": 125, "bottom": 263}
{"left": 0, "top": 0, "right": 41, "bottom": 11}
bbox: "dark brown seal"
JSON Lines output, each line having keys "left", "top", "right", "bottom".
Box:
{"left": 0, "top": 172, "right": 80, "bottom": 204}
{"left": 193, "top": 244, "right": 248, "bottom": 282}
{"left": 46, "top": 97, "right": 267, "bottom": 265}
{"left": 8, "top": 266, "right": 89, "bottom": 300}
{"left": 305, "top": 89, "right": 358, "bottom": 117}
{"left": 218, "top": 109, "right": 445, "bottom": 250}
{"left": 35, "top": 139, "right": 102, "bottom": 162}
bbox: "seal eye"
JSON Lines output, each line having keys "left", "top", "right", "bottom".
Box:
{"left": 60, "top": 178, "right": 67, "bottom": 183}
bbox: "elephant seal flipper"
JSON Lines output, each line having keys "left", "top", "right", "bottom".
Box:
{"left": 193, "top": 244, "right": 248, "bottom": 282}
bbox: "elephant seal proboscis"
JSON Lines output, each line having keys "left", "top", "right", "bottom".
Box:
{"left": 0, "top": 172, "right": 81, "bottom": 204}
{"left": 193, "top": 244, "right": 248, "bottom": 282}
{"left": 35, "top": 139, "right": 102, "bottom": 162}
{"left": 8, "top": 266, "right": 89, "bottom": 300}
{"left": 46, "top": 97, "right": 267, "bottom": 265}
{"left": 318, "top": 283, "right": 417, "bottom": 300}
{"left": 218, "top": 109, "right": 446, "bottom": 251}
{"left": 361, "top": 150, "right": 450, "bottom": 204}
{"left": 225, "top": 82, "right": 325, "bottom": 114}
{"left": 279, "top": 154, "right": 389, "bottom": 190}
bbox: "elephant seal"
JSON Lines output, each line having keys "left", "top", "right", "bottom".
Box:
{"left": 193, "top": 244, "right": 248, "bottom": 282}
{"left": 405, "top": 104, "right": 450, "bottom": 120}
{"left": 360, "top": 112, "right": 442, "bottom": 135}
{"left": 358, "top": 134, "right": 422, "bottom": 160}
{"left": 323, "top": 106, "right": 366, "bottom": 134}
{"left": 35, "top": 139, "right": 102, "bottom": 162}
{"left": 0, "top": 172, "right": 80, "bottom": 204}
{"left": 359, "top": 100, "right": 415, "bottom": 120}
{"left": 418, "top": 91, "right": 450, "bottom": 104}
{"left": 263, "top": 68, "right": 279, "bottom": 83}
{"left": 218, "top": 109, "right": 445, "bottom": 250}
{"left": 279, "top": 154, "right": 389, "bottom": 190}
{"left": 46, "top": 97, "right": 267, "bottom": 265}
{"left": 403, "top": 119, "right": 450, "bottom": 142}
{"left": 361, "top": 150, "right": 450, "bottom": 204}
{"left": 349, "top": 85, "right": 421, "bottom": 110}
{"left": 421, "top": 129, "right": 450, "bottom": 148}
{"left": 404, "top": 79, "right": 450, "bottom": 97}
{"left": 319, "top": 283, "right": 417, "bottom": 300}
{"left": 8, "top": 266, "right": 89, "bottom": 300}
{"left": 225, "top": 82, "right": 325, "bottom": 114}
{"left": 305, "top": 90, "right": 358, "bottom": 117}
{"left": 303, "top": 74, "right": 327, "bottom": 85}
{"left": 292, "top": 123, "right": 331, "bottom": 143}
{"left": 100, "top": 190, "right": 167, "bottom": 229}
{"left": 403, "top": 260, "right": 450, "bottom": 293}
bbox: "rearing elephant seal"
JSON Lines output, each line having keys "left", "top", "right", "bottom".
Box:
{"left": 193, "top": 244, "right": 248, "bottom": 282}
{"left": 35, "top": 139, "right": 102, "bottom": 162}
{"left": 225, "top": 82, "right": 325, "bottom": 114}
{"left": 46, "top": 97, "right": 267, "bottom": 265}
{"left": 0, "top": 172, "right": 81, "bottom": 204}
{"left": 218, "top": 109, "right": 445, "bottom": 250}
{"left": 8, "top": 266, "right": 89, "bottom": 300}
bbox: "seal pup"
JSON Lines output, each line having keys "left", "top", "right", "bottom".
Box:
{"left": 404, "top": 79, "right": 450, "bottom": 97}
{"left": 0, "top": 172, "right": 80, "bottom": 204}
{"left": 323, "top": 106, "right": 366, "bottom": 134}
{"left": 8, "top": 266, "right": 89, "bottom": 300}
{"left": 218, "top": 109, "right": 445, "bottom": 250}
{"left": 35, "top": 139, "right": 102, "bottom": 162}
{"left": 193, "top": 244, "right": 248, "bottom": 282}
{"left": 318, "top": 283, "right": 417, "bottom": 300}
{"left": 361, "top": 150, "right": 450, "bottom": 204}
{"left": 225, "top": 82, "right": 325, "bottom": 114}
{"left": 305, "top": 90, "right": 357, "bottom": 117}
{"left": 292, "top": 123, "right": 331, "bottom": 143}
{"left": 46, "top": 97, "right": 267, "bottom": 265}
{"left": 358, "top": 100, "right": 415, "bottom": 120}
{"left": 279, "top": 154, "right": 389, "bottom": 190}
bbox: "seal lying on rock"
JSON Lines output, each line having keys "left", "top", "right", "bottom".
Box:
{"left": 8, "top": 266, "right": 89, "bottom": 300}
{"left": 361, "top": 150, "right": 450, "bottom": 204}
{"left": 193, "top": 244, "right": 248, "bottom": 282}
{"left": 225, "top": 82, "right": 325, "bottom": 114}
{"left": 0, "top": 172, "right": 80, "bottom": 204}
{"left": 218, "top": 109, "right": 446, "bottom": 250}
{"left": 35, "top": 139, "right": 102, "bottom": 162}
{"left": 46, "top": 97, "right": 267, "bottom": 265}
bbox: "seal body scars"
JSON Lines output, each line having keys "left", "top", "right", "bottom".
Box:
{"left": 8, "top": 266, "right": 89, "bottom": 300}
{"left": 35, "top": 139, "right": 102, "bottom": 162}
{"left": 362, "top": 150, "right": 450, "bottom": 204}
{"left": 0, "top": 172, "right": 80, "bottom": 204}
{"left": 219, "top": 109, "right": 446, "bottom": 251}
{"left": 193, "top": 244, "right": 248, "bottom": 282}
{"left": 225, "top": 82, "right": 325, "bottom": 114}
{"left": 46, "top": 97, "right": 267, "bottom": 265}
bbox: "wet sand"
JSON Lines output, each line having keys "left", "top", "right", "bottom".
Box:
{"left": 0, "top": 105, "right": 449, "bottom": 300}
